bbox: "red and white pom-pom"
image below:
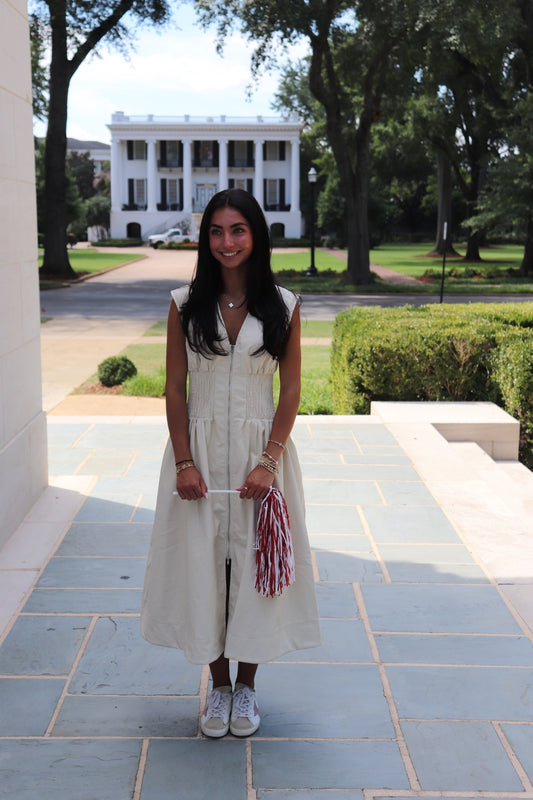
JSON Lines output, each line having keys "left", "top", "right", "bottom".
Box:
{"left": 255, "top": 487, "right": 296, "bottom": 598}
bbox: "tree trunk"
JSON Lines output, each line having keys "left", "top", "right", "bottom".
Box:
{"left": 41, "top": 28, "right": 75, "bottom": 278}
{"left": 463, "top": 228, "right": 482, "bottom": 261}
{"left": 345, "top": 134, "right": 371, "bottom": 284}
{"left": 520, "top": 217, "right": 533, "bottom": 276}
{"left": 429, "top": 151, "right": 458, "bottom": 256}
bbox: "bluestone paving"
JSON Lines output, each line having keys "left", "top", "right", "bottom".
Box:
{"left": 387, "top": 665, "right": 533, "bottom": 720}
{"left": 362, "top": 506, "right": 460, "bottom": 542}
{"left": 400, "top": 720, "right": 525, "bottom": 791}
{"left": 141, "top": 740, "right": 247, "bottom": 800}
{"left": 0, "top": 739, "right": 141, "bottom": 800}
{"left": 52, "top": 695, "right": 199, "bottom": 737}
{"left": 256, "top": 793, "right": 364, "bottom": 800}
{"left": 1, "top": 415, "right": 533, "bottom": 799}
{"left": 68, "top": 617, "right": 200, "bottom": 695}
{"left": 251, "top": 741, "right": 410, "bottom": 790}
{"left": 500, "top": 724, "right": 533, "bottom": 783}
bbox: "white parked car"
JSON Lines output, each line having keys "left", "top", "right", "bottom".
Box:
{"left": 147, "top": 228, "right": 190, "bottom": 248}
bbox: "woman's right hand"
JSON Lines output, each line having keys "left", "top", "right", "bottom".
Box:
{"left": 175, "top": 467, "right": 208, "bottom": 501}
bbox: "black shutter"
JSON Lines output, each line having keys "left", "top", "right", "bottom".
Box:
{"left": 228, "top": 141, "right": 235, "bottom": 167}
{"left": 193, "top": 141, "right": 201, "bottom": 167}
{"left": 279, "top": 179, "right": 286, "bottom": 208}
{"left": 127, "top": 140, "right": 133, "bottom": 160}
{"left": 247, "top": 141, "right": 254, "bottom": 167}
{"left": 179, "top": 178, "right": 184, "bottom": 210}
{"left": 279, "top": 141, "right": 286, "bottom": 160}
{"left": 229, "top": 178, "right": 235, "bottom": 189}
{"left": 263, "top": 142, "right": 267, "bottom": 160}
{"left": 213, "top": 140, "right": 219, "bottom": 167}
{"left": 160, "top": 140, "right": 167, "bottom": 166}
{"left": 247, "top": 178, "right": 253, "bottom": 194}
{"left": 263, "top": 179, "right": 267, "bottom": 208}
{"left": 179, "top": 141, "right": 183, "bottom": 167}
{"left": 160, "top": 179, "right": 167, "bottom": 207}
{"left": 128, "top": 178, "right": 134, "bottom": 205}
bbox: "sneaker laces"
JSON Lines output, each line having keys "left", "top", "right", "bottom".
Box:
{"left": 205, "top": 689, "right": 231, "bottom": 719}
{"left": 232, "top": 686, "right": 255, "bottom": 719}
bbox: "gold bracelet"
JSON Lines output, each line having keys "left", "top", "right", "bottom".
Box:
{"left": 176, "top": 461, "right": 195, "bottom": 475}
{"left": 268, "top": 439, "right": 285, "bottom": 450}
{"left": 262, "top": 450, "right": 279, "bottom": 466}
{"left": 258, "top": 457, "right": 278, "bottom": 474}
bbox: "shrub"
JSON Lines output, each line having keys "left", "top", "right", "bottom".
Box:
{"left": 331, "top": 302, "right": 533, "bottom": 465}
{"left": 97, "top": 356, "right": 137, "bottom": 387}
{"left": 93, "top": 238, "right": 143, "bottom": 247}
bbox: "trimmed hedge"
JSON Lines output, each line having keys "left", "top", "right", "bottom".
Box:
{"left": 331, "top": 302, "right": 533, "bottom": 466}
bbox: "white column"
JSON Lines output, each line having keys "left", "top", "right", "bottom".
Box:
{"left": 182, "top": 137, "right": 192, "bottom": 213}
{"left": 146, "top": 137, "right": 157, "bottom": 212}
{"left": 110, "top": 138, "right": 122, "bottom": 212}
{"left": 290, "top": 138, "right": 300, "bottom": 212}
{"left": 254, "top": 139, "right": 264, "bottom": 208}
{"left": 218, "top": 138, "right": 228, "bottom": 190}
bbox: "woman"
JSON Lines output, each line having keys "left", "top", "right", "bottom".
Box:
{"left": 141, "top": 189, "right": 321, "bottom": 738}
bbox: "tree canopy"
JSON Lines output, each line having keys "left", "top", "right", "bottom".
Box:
{"left": 34, "top": 0, "right": 172, "bottom": 277}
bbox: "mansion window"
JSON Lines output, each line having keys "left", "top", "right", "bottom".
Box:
{"left": 127, "top": 140, "right": 147, "bottom": 160}
{"left": 159, "top": 140, "right": 183, "bottom": 168}
{"left": 229, "top": 140, "right": 254, "bottom": 167}
{"left": 263, "top": 141, "right": 286, "bottom": 161}
{"left": 193, "top": 141, "right": 219, "bottom": 168}
{"left": 229, "top": 178, "right": 254, "bottom": 193}
{"left": 158, "top": 177, "right": 183, "bottom": 211}
{"left": 125, "top": 178, "right": 146, "bottom": 209}
{"left": 264, "top": 178, "right": 287, "bottom": 211}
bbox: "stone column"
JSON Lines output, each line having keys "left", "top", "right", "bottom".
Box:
{"left": 146, "top": 137, "right": 157, "bottom": 212}
{"left": 0, "top": 0, "right": 47, "bottom": 547}
{"left": 218, "top": 138, "right": 228, "bottom": 191}
{"left": 254, "top": 139, "right": 264, "bottom": 208}
{"left": 110, "top": 138, "right": 121, "bottom": 212}
{"left": 290, "top": 138, "right": 300, "bottom": 212}
{"left": 182, "top": 138, "right": 192, "bottom": 213}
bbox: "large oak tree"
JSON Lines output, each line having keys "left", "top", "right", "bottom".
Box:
{"left": 196, "top": 0, "right": 446, "bottom": 284}
{"left": 34, "top": 0, "right": 171, "bottom": 277}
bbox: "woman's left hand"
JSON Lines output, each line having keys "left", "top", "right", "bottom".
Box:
{"left": 238, "top": 465, "right": 275, "bottom": 501}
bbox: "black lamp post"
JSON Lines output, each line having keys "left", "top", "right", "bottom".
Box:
{"left": 306, "top": 167, "right": 318, "bottom": 277}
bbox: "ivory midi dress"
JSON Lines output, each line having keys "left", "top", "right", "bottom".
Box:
{"left": 141, "top": 285, "right": 321, "bottom": 665}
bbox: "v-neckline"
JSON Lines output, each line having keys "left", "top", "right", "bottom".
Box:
{"left": 218, "top": 303, "right": 249, "bottom": 347}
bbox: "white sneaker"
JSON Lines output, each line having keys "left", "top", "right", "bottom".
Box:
{"left": 200, "top": 685, "right": 232, "bottom": 738}
{"left": 230, "top": 682, "right": 261, "bottom": 737}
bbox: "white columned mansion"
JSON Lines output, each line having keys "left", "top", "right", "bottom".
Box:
{"left": 107, "top": 112, "right": 303, "bottom": 240}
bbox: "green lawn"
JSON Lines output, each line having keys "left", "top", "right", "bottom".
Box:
{"left": 39, "top": 250, "right": 146, "bottom": 280}
{"left": 367, "top": 242, "right": 533, "bottom": 293}
{"left": 143, "top": 318, "right": 334, "bottom": 339}
{"left": 270, "top": 243, "right": 533, "bottom": 294}
{"left": 77, "top": 335, "right": 333, "bottom": 414}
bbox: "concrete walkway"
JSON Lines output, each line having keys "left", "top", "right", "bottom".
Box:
{"left": 0, "top": 252, "right": 532, "bottom": 798}
{"left": 1, "top": 408, "right": 533, "bottom": 799}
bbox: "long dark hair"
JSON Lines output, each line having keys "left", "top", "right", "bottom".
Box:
{"left": 181, "top": 189, "right": 292, "bottom": 358}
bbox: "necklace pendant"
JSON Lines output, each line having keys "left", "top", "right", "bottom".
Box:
{"left": 228, "top": 301, "right": 235, "bottom": 308}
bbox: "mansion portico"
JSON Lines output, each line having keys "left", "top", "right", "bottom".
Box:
{"left": 108, "top": 112, "right": 303, "bottom": 240}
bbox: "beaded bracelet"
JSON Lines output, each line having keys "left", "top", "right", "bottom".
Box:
{"left": 258, "top": 456, "right": 278, "bottom": 474}
{"left": 268, "top": 439, "right": 285, "bottom": 450}
{"left": 262, "top": 450, "right": 279, "bottom": 466}
{"left": 176, "top": 461, "right": 195, "bottom": 475}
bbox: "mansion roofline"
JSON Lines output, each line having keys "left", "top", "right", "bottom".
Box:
{"left": 109, "top": 111, "right": 302, "bottom": 132}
